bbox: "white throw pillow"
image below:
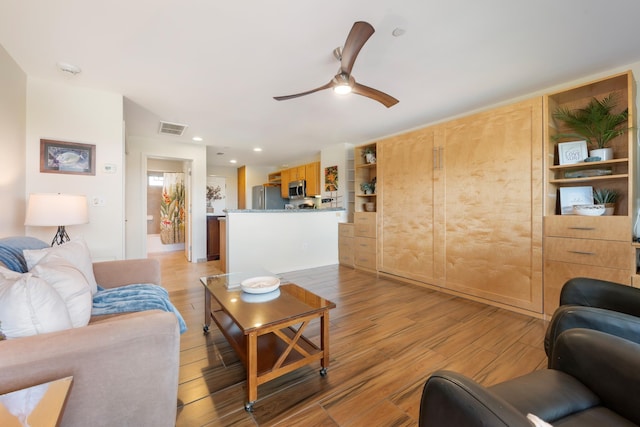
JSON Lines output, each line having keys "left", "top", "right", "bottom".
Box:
{"left": 31, "top": 259, "right": 92, "bottom": 328}
{"left": 527, "top": 413, "right": 553, "bottom": 427}
{"left": 24, "top": 238, "right": 98, "bottom": 295}
{"left": 0, "top": 267, "right": 72, "bottom": 338}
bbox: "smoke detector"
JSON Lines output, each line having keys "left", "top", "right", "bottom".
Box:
{"left": 56, "top": 62, "right": 81, "bottom": 75}
{"left": 158, "top": 121, "right": 188, "bottom": 136}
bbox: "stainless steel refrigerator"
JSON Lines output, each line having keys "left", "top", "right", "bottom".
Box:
{"left": 252, "top": 185, "right": 285, "bottom": 209}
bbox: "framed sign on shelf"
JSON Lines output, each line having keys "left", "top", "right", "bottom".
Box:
{"left": 557, "top": 140, "right": 588, "bottom": 165}
{"left": 559, "top": 185, "right": 593, "bottom": 215}
{"left": 40, "top": 139, "right": 96, "bottom": 175}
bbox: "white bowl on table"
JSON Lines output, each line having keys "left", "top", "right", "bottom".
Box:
{"left": 240, "top": 276, "right": 280, "bottom": 294}
{"left": 573, "top": 204, "right": 606, "bottom": 216}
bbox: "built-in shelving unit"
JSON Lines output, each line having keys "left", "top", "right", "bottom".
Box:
{"left": 354, "top": 143, "right": 377, "bottom": 213}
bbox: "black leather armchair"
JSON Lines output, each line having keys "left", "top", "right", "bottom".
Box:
{"left": 544, "top": 277, "right": 640, "bottom": 358}
{"left": 419, "top": 329, "right": 640, "bottom": 426}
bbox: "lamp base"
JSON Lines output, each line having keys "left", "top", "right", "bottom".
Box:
{"left": 51, "top": 226, "right": 70, "bottom": 246}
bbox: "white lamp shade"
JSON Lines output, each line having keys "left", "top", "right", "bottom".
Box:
{"left": 25, "top": 193, "right": 89, "bottom": 226}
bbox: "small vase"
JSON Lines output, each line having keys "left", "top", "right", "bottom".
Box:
{"left": 589, "top": 148, "right": 613, "bottom": 161}
{"left": 365, "top": 153, "right": 376, "bottom": 164}
{"left": 604, "top": 203, "right": 615, "bottom": 216}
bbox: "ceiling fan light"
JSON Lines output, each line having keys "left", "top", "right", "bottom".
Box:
{"left": 333, "top": 84, "right": 352, "bottom": 95}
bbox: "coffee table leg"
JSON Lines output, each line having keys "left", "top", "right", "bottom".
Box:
{"left": 245, "top": 331, "right": 258, "bottom": 411}
{"left": 320, "top": 310, "right": 330, "bottom": 375}
{"left": 203, "top": 289, "right": 211, "bottom": 334}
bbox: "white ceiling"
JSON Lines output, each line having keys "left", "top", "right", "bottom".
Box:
{"left": 2, "top": 0, "right": 640, "bottom": 168}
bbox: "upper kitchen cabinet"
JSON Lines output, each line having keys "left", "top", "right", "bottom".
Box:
{"left": 305, "top": 161, "right": 320, "bottom": 196}
{"left": 280, "top": 168, "right": 290, "bottom": 198}
{"left": 354, "top": 143, "right": 377, "bottom": 213}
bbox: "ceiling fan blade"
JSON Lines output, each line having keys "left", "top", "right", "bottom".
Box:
{"left": 352, "top": 82, "right": 399, "bottom": 108}
{"left": 340, "top": 21, "right": 375, "bottom": 75}
{"left": 273, "top": 81, "right": 333, "bottom": 101}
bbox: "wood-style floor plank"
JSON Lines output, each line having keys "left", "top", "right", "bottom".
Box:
{"left": 152, "top": 251, "right": 548, "bottom": 426}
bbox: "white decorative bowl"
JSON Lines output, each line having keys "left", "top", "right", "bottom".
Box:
{"left": 573, "top": 204, "right": 606, "bottom": 216}
{"left": 240, "top": 276, "right": 280, "bottom": 294}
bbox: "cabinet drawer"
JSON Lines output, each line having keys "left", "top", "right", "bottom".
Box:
{"left": 354, "top": 252, "right": 376, "bottom": 270}
{"left": 355, "top": 237, "right": 376, "bottom": 255}
{"left": 339, "top": 223, "right": 354, "bottom": 238}
{"left": 339, "top": 251, "right": 354, "bottom": 267}
{"left": 545, "top": 236, "right": 630, "bottom": 269}
{"left": 354, "top": 212, "right": 376, "bottom": 238}
{"left": 544, "top": 215, "right": 629, "bottom": 241}
{"left": 544, "top": 260, "right": 631, "bottom": 315}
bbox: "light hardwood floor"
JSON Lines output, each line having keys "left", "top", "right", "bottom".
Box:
{"left": 152, "top": 251, "right": 548, "bottom": 426}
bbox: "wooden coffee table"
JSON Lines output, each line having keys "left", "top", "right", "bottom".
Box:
{"left": 201, "top": 274, "right": 336, "bottom": 411}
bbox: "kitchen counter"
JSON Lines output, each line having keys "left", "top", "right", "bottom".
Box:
{"left": 225, "top": 208, "right": 345, "bottom": 213}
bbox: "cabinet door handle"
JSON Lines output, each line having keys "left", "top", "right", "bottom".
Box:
{"left": 568, "top": 250, "right": 596, "bottom": 256}
{"left": 568, "top": 227, "right": 596, "bottom": 231}
{"left": 433, "top": 148, "right": 438, "bottom": 170}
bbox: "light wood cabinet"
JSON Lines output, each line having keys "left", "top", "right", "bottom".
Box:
{"left": 355, "top": 143, "right": 377, "bottom": 213}
{"left": 354, "top": 212, "right": 376, "bottom": 271}
{"left": 280, "top": 168, "right": 290, "bottom": 198}
{"left": 338, "top": 223, "right": 354, "bottom": 267}
{"left": 377, "top": 98, "right": 544, "bottom": 313}
{"left": 305, "top": 161, "right": 320, "bottom": 196}
{"left": 543, "top": 71, "right": 636, "bottom": 316}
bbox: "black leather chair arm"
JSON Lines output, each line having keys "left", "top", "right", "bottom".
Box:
{"left": 560, "top": 278, "right": 640, "bottom": 316}
{"left": 544, "top": 305, "right": 640, "bottom": 358}
{"left": 419, "top": 371, "right": 532, "bottom": 427}
{"left": 551, "top": 329, "right": 640, "bottom": 425}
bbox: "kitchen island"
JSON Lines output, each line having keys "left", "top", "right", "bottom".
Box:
{"left": 222, "top": 208, "right": 347, "bottom": 274}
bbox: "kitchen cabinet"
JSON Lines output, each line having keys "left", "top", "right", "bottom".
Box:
{"left": 354, "top": 212, "right": 376, "bottom": 271}
{"left": 543, "top": 71, "right": 636, "bottom": 316}
{"left": 280, "top": 168, "right": 290, "bottom": 198}
{"left": 207, "top": 216, "right": 221, "bottom": 261}
{"left": 377, "top": 97, "right": 544, "bottom": 313}
{"left": 305, "top": 161, "right": 320, "bottom": 196}
{"left": 338, "top": 223, "right": 354, "bottom": 267}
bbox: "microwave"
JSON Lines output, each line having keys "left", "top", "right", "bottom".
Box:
{"left": 288, "top": 180, "right": 306, "bottom": 200}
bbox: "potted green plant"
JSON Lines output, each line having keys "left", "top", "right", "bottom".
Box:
{"left": 593, "top": 188, "right": 618, "bottom": 215}
{"left": 552, "top": 92, "right": 629, "bottom": 161}
{"left": 360, "top": 182, "right": 375, "bottom": 194}
{"left": 362, "top": 146, "right": 376, "bottom": 164}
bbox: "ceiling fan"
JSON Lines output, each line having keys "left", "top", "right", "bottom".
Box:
{"left": 274, "top": 21, "right": 399, "bottom": 108}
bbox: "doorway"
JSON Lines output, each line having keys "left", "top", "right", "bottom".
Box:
{"left": 146, "top": 158, "right": 192, "bottom": 260}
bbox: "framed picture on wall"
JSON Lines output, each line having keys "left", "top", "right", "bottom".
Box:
{"left": 40, "top": 139, "right": 96, "bottom": 175}
{"left": 557, "top": 140, "right": 588, "bottom": 165}
{"left": 325, "top": 165, "right": 338, "bottom": 191}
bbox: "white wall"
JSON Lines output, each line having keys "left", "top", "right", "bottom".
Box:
{"left": 0, "top": 45, "right": 26, "bottom": 237}
{"left": 25, "top": 77, "right": 124, "bottom": 260}
{"left": 208, "top": 165, "right": 238, "bottom": 210}
{"left": 321, "top": 143, "right": 354, "bottom": 219}
{"left": 125, "top": 136, "right": 207, "bottom": 262}
{"left": 226, "top": 210, "right": 347, "bottom": 273}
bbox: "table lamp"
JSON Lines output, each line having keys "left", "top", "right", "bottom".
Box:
{"left": 25, "top": 193, "right": 89, "bottom": 246}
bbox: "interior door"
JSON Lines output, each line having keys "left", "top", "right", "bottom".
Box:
{"left": 378, "top": 128, "right": 436, "bottom": 284}
{"left": 183, "top": 164, "right": 192, "bottom": 262}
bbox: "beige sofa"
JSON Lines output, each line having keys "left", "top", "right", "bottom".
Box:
{"left": 0, "top": 258, "right": 180, "bottom": 427}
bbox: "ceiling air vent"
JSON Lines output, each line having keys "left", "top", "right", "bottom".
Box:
{"left": 158, "top": 121, "right": 188, "bottom": 136}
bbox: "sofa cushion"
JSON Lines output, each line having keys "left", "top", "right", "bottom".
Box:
{"left": 24, "top": 239, "right": 98, "bottom": 295}
{"left": 0, "top": 267, "right": 72, "bottom": 338}
{"left": 31, "top": 259, "right": 92, "bottom": 328}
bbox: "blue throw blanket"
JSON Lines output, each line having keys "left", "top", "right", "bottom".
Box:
{"left": 0, "top": 236, "right": 49, "bottom": 272}
{"left": 92, "top": 284, "right": 187, "bottom": 334}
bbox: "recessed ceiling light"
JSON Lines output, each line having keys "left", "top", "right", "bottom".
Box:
{"left": 229, "top": 159, "right": 237, "bottom": 164}
{"left": 253, "top": 148, "right": 262, "bottom": 152}
{"left": 192, "top": 136, "right": 203, "bottom": 142}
